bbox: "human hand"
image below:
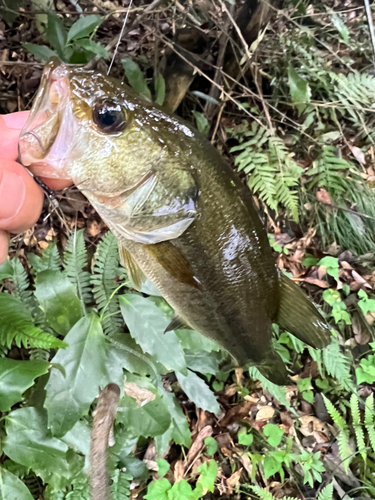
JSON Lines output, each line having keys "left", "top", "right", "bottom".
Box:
{"left": 0, "top": 111, "right": 72, "bottom": 264}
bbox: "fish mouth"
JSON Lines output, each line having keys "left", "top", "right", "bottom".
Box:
{"left": 19, "top": 58, "right": 77, "bottom": 180}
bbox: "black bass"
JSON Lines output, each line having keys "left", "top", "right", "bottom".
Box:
{"left": 19, "top": 59, "right": 331, "bottom": 384}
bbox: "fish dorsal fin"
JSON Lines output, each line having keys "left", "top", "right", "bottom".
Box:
{"left": 276, "top": 271, "right": 332, "bottom": 349}
{"left": 144, "top": 241, "right": 201, "bottom": 289}
{"left": 118, "top": 244, "right": 145, "bottom": 291}
{"left": 165, "top": 315, "right": 192, "bottom": 333}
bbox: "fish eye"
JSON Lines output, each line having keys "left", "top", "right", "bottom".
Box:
{"left": 93, "top": 99, "right": 126, "bottom": 133}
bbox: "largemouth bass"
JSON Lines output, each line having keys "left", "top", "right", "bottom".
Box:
{"left": 19, "top": 59, "right": 331, "bottom": 384}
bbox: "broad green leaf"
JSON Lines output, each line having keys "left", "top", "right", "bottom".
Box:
{"left": 0, "top": 467, "right": 34, "bottom": 500}
{"left": 23, "top": 43, "right": 57, "bottom": 61}
{"left": 176, "top": 369, "right": 220, "bottom": 414}
{"left": 121, "top": 58, "right": 152, "bottom": 100}
{"left": 297, "top": 377, "right": 311, "bottom": 393}
{"left": 156, "top": 458, "right": 169, "bottom": 477}
{"left": 3, "top": 407, "right": 70, "bottom": 480}
{"left": 154, "top": 74, "right": 165, "bottom": 106}
{"left": 185, "top": 351, "right": 221, "bottom": 375}
{"left": 331, "top": 13, "right": 349, "bottom": 44}
{"left": 0, "top": 259, "right": 12, "bottom": 280}
{"left": 263, "top": 423, "right": 285, "bottom": 447}
{"left": 159, "top": 388, "right": 191, "bottom": 448}
{"left": 35, "top": 270, "right": 82, "bottom": 336}
{"left": 288, "top": 65, "right": 311, "bottom": 112}
{"left": 0, "top": 0, "right": 23, "bottom": 26}
{"left": 119, "top": 294, "right": 186, "bottom": 373}
{"left": 67, "top": 14, "right": 103, "bottom": 42}
{"left": 263, "top": 455, "right": 282, "bottom": 480}
{"left": 192, "top": 110, "right": 210, "bottom": 135}
{"left": 175, "top": 329, "right": 221, "bottom": 353}
{"left": 74, "top": 38, "right": 108, "bottom": 59}
{"left": 0, "top": 358, "right": 49, "bottom": 411}
{"left": 238, "top": 430, "right": 253, "bottom": 446}
{"left": 204, "top": 437, "right": 218, "bottom": 455}
{"left": 44, "top": 314, "right": 107, "bottom": 436}
{"left": 47, "top": 13, "right": 67, "bottom": 59}
{"left": 197, "top": 460, "right": 218, "bottom": 493}
{"left": 145, "top": 478, "right": 171, "bottom": 500}
{"left": 318, "top": 256, "right": 339, "bottom": 281}
{"left": 61, "top": 420, "right": 91, "bottom": 469}
{"left": 170, "top": 479, "right": 196, "bottom": 500}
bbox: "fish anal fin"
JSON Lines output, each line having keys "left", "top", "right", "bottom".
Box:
{"left": 144, "top": 241, "right": 201, "bottom": 289}
{"left": 165, "top": 315, "right": 192, "bottom": 333}
{"left": 118, "top": 244, "right": 146, "bottom": 291}
{"left": 276, "top": 272, "right": 332, "bottom": 349}
{"left": 255, "top": 349, "right": 289, "bottom": 386}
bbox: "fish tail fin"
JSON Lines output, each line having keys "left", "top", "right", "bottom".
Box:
{"left": 256, "top": 349, "right": 289, "bottom": 386}
{"left": 276, "top": 271, "right": 332, "bottom": 349}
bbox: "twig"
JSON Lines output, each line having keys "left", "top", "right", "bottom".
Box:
{"left": 364, "top": 0, "right": 375, "bottom": 71}
{"left": 107, "top": 0, "right": 134, "bottom": 75}
{"left": 90, "top": 383, "right": 121, "bottom": 500}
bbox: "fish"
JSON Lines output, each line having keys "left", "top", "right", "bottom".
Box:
{"left": 19, "top": 58, "right": 332, "bottom": 384}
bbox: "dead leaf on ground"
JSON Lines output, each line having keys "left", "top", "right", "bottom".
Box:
{"left": 220, "top": 401, "right": 254, "bottom": 427}
{"left": 293, "top": 227, "right": 316, "bottom": 262}
{"left": 303, "top": 277, "right": 329, "bottom": 288}
{"left": 174, "top": 460, "right": 185, "bottom": 483}
{"left": 317, "top": 188, "right": 332, "bottom": 205}
{"left": 184, "top": 425, "right": 213, "bottom": 472}
{"left": 349, "top": 145, "right": 366, "bottom": 165}
{"left": 124, "top": 382, "right": 155, "bottom": 406}
{"left": 352, "top": 313, "right": 371, "bottom": 345}
{"left": 255, "top": 405, "right": 275, "bottom": 422}
{"left": 298, "top": 415, "right": 330, "bottom": 445}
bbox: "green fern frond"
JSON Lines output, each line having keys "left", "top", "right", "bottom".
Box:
{"left": 29, "top": 348, "right": 50, "bottom": 361}
{"left": 307, "top": 146, "right": 352, "bottom": 196}
{"left": 322, "top": 341, "right": 354, "bottom": 391}
{"left": 365, "top": 394, "right": 375, "bottom": 454}
{"left": 249, "top": 367, "right": 290, "bottom": 409}
{"left": 28, "top": 242, "right": 61, "bottom": 274}
{"left": 322, "top": 394, "right": 347, "bottom": 429}
{"left": 1, "top": 257, "right": 35, "bottom": 310}
{"left": 318, "top": 483, "right": 334, "bottom": 500}
{"left": 250, "top": 485, "right": 299, "bottom": 500}
{"left": 350, "top": 393, "right": 366, "bottom": 461}
{"left": 337, "top": 429, "right": 352, "bottom": 470}
{"left": 65, "top": 478, "right": 90, "bottom": 500}
{"left": 111, "top": 469, "right": 132, "bottom": 500}
{"left": 91, "top": 232, "right": 123, "bottom": 336}
{"left": 0, "top": 293, "right": 66, "bottom": 349}
{"left": 63, "top": 229, "right": 92, "bottom": 306}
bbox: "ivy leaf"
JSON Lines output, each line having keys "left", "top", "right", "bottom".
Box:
{"left": 197, "top": 460, "right": 218, "bottom": 493}
{"left": 44, "top": 314, "right": 107, "bottom": 436}
{"left": 205, "top": 437, "right": 218, "bottom": 455}
{"left": 238, "top": 430, "right": 253, "bottom": 446}
{"left": 144, "top": 478, "right": 171, "bottom": 500}
{"left": 192, "top": 111, "right": 210, "bottom": 135}
{"left": 263, "top": 424, "right": 285, "bottom": 447}
{"left": 318, "top": 256, "right": 339, "bottom": 281}
{"left": 119, "top": 294, "right": 186, "bottom": 374}
{"left": 0, "top": 358, "right": 49, "bottom": 411}
{"left": 35, "top": 270, "right": 82, "bottom": 336}
{"left": 263, "top": 455, "right": 282, "bottom": 480}
{"left": 288, "top": 65, "right": 311, "bottom": 113}
{"left": 170, "top": 479, "right": 196, "bottom": 500}
{"left": 47, "top": 13, "right": 67, "bottom": 60}
{"left": 3, "top": 407, "right": 70, "bottom": 481}
{"left": 122, "top": 58, "right": 152, "bottom": 100}
{"left": 176, "top": 369, "right": 220, "bottom": 414}
{"left": 0, "top": 467, "right": 34, "bottom": 500}
{"left": 23, "top": 43, "right": 57, "bottom": 62}
{"left": 67, "top": 14, "right": 103, "bottom": 42}
{"left": 156, "top": 458, "right": 169, "bottom": 477}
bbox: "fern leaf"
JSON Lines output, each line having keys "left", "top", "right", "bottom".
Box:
{"left": 350, "top": 393, "right": 366, "bottom": 461}
{"left": 0, "top": 293, "right": 66, "bottom": 349}
{"left": 365, "top": 394, "right": 375, "bottom": 454}
{"left": 249, "top": 367, "right": 291, "bottom": 409}
{"left": 91, "top": 232, "right": 123, "bottom": 336}
{"left": 111, "top": 469, "right": 132, "bottom": 500}
{"left": 322, "top": 341, "right": 354, "bottom": 391}
{"left": 250, "top": 486, "right": 299, "bottom": 500}
{"left": 337, "top": 429, "right": 352, "bottom": 470}
{"left": 63, "top": 229, "right": 92, "bottom": 306}
{"left": 29, "top": 348, "right": 50, "bottom": 361}
{"left": 322, "top": 394, "right": 347, "bottom": 429}
{"left": 318, "top": 483, "right": 333, "bottom": 500}
{"left": 28, "top": 242, "right": 61, "bottom": 274}
{"left": 2, "top": 258, "right": 35, "bottom": 310}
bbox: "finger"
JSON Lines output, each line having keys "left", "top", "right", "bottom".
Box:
{"left": 0, "top": 159, "right": 44, "bottom": 233}
{"left": 0, "top": 230, "right": 9, "bottom": 265}
{"left": 1, "top": 112, "right": 73, "bottom": 191}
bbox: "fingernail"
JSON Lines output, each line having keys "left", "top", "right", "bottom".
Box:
{"left": 0, "top": 168, "right": 26, "bottom": 220}
{"left": 2, "top": 111, "right": 29, "bottom": 130}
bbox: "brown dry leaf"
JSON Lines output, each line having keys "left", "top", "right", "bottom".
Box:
{"left": 298, "top": 415, "right": 330, "bottom": 445}
{"left": 174, "top": 460, "right": 185, "bottom": 483}
{"left": 220, "top": 401, "right": 254, "bottom": 427}
{"left": 87, "top": 220, "right": 103, "bottom": 237}
{"left": 352, "top": 270, "right": 371, "bottom": 289}
{"left": 340, "top": 260, "right": 353, "bottom": 270}
{"left": 350, "top": 145, "right": 366, "bottom": 165}
{"left": 38, "top": 241, "right": 49, "bottom": 250}
{"left": 293, "top": 227, "right": 316, "bottom": 263}
{"left": 45, "top": 227, "right": 57, "bottom": 242}
{"left": 352, "top": 313, "right": 371, "bottom": 345}
{"left": 184, "top": 425, "right": 213, "bottom": 472}
{"left": 224, "top": 384, "right": 238, "bottom": 397}
{"left": 235, "top": 368, "right": 244, "bottom": 387}
{"left": 235, "top": 452, "right": 252, "bottom": 478}
{"left": 303, "top": 277, "right": 329, "bottom": 288}
{"left": 216, "top": 432, "right": 233, "bottom": 451}
{"left": 227, "top": 468, "right": 242, "bottom": 488}
{"left": 23, "top": 228, "right": 37, "bottom": 247}
{"left": 255, "top": 405, "right": 275, "bottom": 421}
{"left": 365, "top": 311, "right": 375, "bottom": 325}
{"left": 317, "top": 188, "right": 332, "bottom": 205}
{"left": 124, "top": 382, "right": 155, "bottom": 406}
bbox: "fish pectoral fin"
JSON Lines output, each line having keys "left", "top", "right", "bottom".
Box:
{"left": 144, "top": 241, "right": 201, "bottom": 289}
{"left": 276, "top": 271, "right": 332, "bottom": 349}
{"left": 256, "top": 349, "right": 289, "bottom": 386}
{"left": 118, "top": 244, "right": 146, "bottom": 291}
{"left": 165, "top": 315, "right": 192, "bottom": 333}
